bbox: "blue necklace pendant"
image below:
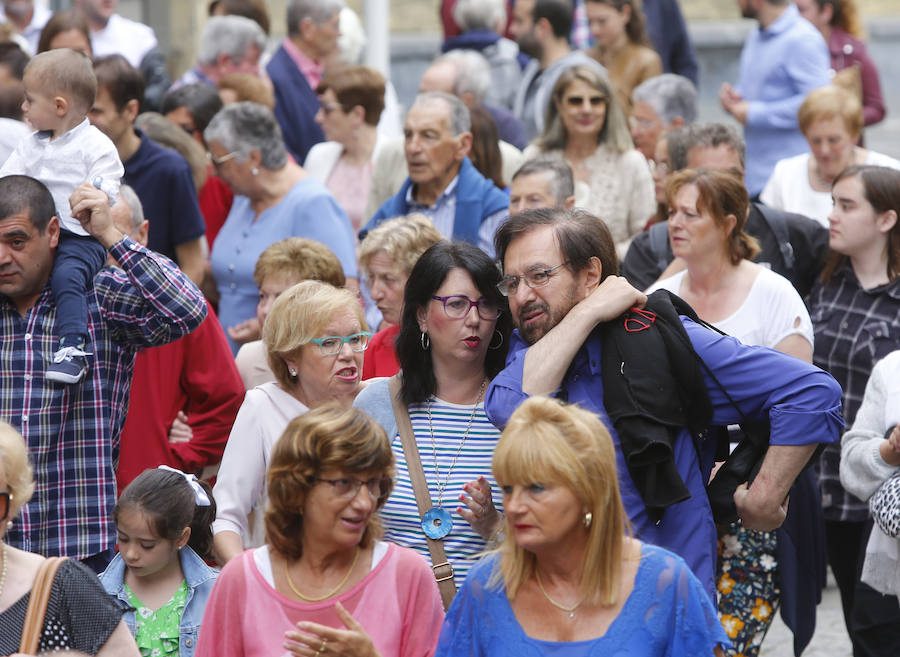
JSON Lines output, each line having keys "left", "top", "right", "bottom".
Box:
{"left": 422, "top": 507, "right": 453, "bottom": 539}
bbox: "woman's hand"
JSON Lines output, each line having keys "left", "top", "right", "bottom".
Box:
{"left": 458, "top": 476, "right": 502, "bottom": 540}
{"left": 880, "top": 425, "right": 900, "bottom": 467}
{"left": 227, "top": 317, "right": 261, "bottom": 344}
{"left": 283, "top": 602, "right": 381, "bottom": 657}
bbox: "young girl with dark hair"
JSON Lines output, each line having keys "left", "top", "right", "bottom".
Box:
{"left": 99, "top": 467, "right": 219, "bottom": 657}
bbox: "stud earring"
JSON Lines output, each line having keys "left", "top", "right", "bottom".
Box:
{"left": 583, "top": 512, "right": 592, "bottom": 529}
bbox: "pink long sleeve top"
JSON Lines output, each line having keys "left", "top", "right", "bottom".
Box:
{"left": 196, "top": 543, "right": 444, "bottom": 657}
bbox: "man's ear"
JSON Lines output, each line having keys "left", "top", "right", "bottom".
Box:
{"left": 123, "top": 98, "right": 140, "bottom": 124}
{"left": 456, "top": 131, "right": 473, "bottom": 161}
{"left": 45, "top": 215, "right": 61, "bottom": 248}
{"left": 136, "top": 220, "right": 149, "bottom": 246}
{"left": 582, "top": 256, "right": 603, "bottom": 294}
{"left": 564, "top": 195, "right": 576, "bottom": 209}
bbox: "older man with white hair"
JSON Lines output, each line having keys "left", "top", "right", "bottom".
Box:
{"left": 171, "top": 15, "right": 266, "bottom": 90}
{"left": 0, "top": 0, "right": 49, "bottom": 54}
{"left": 630, "top": 73, "right": 697, "bottom": 160}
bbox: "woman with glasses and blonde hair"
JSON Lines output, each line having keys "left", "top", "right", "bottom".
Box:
{"left": 212, "top": 281, "right": 370, "bottom": 564}
{"left": 355, "top": 241, "right": 512, "bottom": 594}
{"left": 525, "top": 65, "right": 654, "bottom": 256}
{"left": 197, "top": 404, "right": 444, "bottom": 657}
{"left": 436, "top": 396, "right": 728, "bottom": 655}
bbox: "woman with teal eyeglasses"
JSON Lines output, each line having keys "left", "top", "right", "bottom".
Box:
{"left": 213, "top": 280, "right": 371, "bottom": 564}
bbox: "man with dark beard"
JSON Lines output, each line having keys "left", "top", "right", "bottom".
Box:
{"left": 510, "top": 0, "right": 605, "bottom": 139}
{"left": 483, "top": 207, "right": 843, "bottom": 603}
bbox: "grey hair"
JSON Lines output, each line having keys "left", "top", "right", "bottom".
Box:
{"left": 437, "top": 50, "right": 491, "bottom": 104}
{"left": 117, "top": 184, "right": 145, "bottom": 230}
{"left": 204, "top": 101, "right": 288, "bottom": 170}
{"left": 512, "top": 156, "right": 574, "bottom": 202}
{"left": 632, "top": 74, "right": 698, "bottom": 126}
{"left": 675, "top": 122, "right": 747, "bottom": 172}
{"left": 336, "top": 7, "right": 366, "bottom": 65}
{"left": 197, "top": 15, "right": 266, "bottom": 66}
{"left": 411, "top": 91, "right": 471, "bottom": 136}
{"left": 287, "top": 0, "right": 345, "bottom": 36}
{"left": 453, "top": 0, "right": 507, "bottom": 32}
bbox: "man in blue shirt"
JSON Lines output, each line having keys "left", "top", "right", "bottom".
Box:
{"left": 719, "top": 0, "right": 829, "bottom": 197}
{"left": 485, "top": 208, "right": 843, "bottom": 599}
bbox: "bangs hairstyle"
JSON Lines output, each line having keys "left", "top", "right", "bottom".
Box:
{"left": 262, "top": 280, "right": 366, "bottom": 389}
{"left": 665, "top": 168, "right": 760, "bottom": 265}
{"left": 316, "top": 66, "right": 386, "bottom": 127}
{"left": 798, "top": 85, "right": 863, "bottom": 141}
{"left": 822, "top": 165, "right": 900, "bottom": 283}
{"left": 0, "top": 422, "right": 34, "bottom": 519}
{"left": 358, "top": 213, "right": 443, "bottom": 278}
{"left": 395, "top": 241, "right": 512, "bottom": 405}
{"left": 253, "top": 237, "right": 346, "bottom": 289}
{"left": 265, "top": 403, "right": 394, "bottom": 561}
{"left": 586, "top": 0, "right": 650, "bottom": 46}
{"left": 25, "top": 48, "right": 96, "bottom": 113}
{"left": 537, "top": 65, "right": 632, "bottom": 154}
{"left": 114, "top": 468, "right": 218, "bottom": 562}
{"left": 491, "top": 397, "right": 627, "bottom": 605}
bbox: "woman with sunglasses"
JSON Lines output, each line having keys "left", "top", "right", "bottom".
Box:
{"left": 355, "top": 241, "right": 512, "bottom": 594}
{"left": 197, "top": 404, "right": 444, "bottom": 657}
{"left": 213, "top": 281, "right": 371, "bottom": 564}
{"left": 524, "top": 65, "right": 654, "bottom": 257}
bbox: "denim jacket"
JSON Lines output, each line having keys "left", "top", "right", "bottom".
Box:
{"left": 99, "top": 546, "right": 218, "bottom": 657}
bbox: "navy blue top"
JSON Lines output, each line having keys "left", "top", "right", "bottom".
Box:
{"left": 266, "top": 44, "right": 325, "bottom": 164}
{"left": 643, "top": 0, "right": 699, "bottom": 86}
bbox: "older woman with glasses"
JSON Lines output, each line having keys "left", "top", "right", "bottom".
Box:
{"left": 355, "top": 241, "right": 512, "bottom": 603}
{"left": 197, "top": 404, "right": 444, "bottom": 657}
{"left": 213, "top": 281, "right": 370, "bottom": 564}
{"left": 205, "top": 101, "right": 358, "bottom": 353}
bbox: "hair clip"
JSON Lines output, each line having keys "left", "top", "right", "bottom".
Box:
{"left": 157, "top": 465, "right": 211, "bottom": 507}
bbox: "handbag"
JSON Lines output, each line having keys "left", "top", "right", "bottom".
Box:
{"left": 19, "top": 556, "right": 69, "bottom": 655}
{"left": 869, "top": 470, "right": 900, "bottom": 538}
{"left": 388, "top": 374, "right": 457, "bottom": 610}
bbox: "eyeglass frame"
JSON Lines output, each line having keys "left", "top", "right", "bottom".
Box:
{"left": 430, "top": 295, "right": 503, "bottom": 320}
{"left": 307, "top": 331, "right": 372, "bottom": 356}
{"left": 316, "top": 476, "right": 392, "bottom": 500}
{"left": 496, "top": 261, "right": 570, "bottom": 297}
{"left": 206, "top": 150, "right": 239, "bottom": 167}
{"left": 0, "top": 491, "right": 11, "bottom": 521}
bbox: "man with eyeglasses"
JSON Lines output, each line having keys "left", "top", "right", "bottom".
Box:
{"left": 484, "top": 206, "right": 843, "bottom": 603}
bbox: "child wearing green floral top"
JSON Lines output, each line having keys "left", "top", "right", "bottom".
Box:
{"left": 99, "top": 467, "right": 220, "bottom": 657}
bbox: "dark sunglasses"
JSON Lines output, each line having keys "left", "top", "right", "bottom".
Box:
{"left": 564, "top": 95, "right": 606, "bottom": 108}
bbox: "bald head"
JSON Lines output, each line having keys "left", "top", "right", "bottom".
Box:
{"left": 419, "top": 60, "right": 457, "bottom": 96}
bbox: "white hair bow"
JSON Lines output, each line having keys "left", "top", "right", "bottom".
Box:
{"left": 157, "top": 465, "right": 212, "bottom": 507}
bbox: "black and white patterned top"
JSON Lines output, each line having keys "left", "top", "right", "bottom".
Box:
{"left": 0, "top": 559, "right": 123, "bottom": 655}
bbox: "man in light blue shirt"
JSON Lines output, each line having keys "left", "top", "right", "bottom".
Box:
{"left": 720, "top": 0, "right": 829, "bottom": 196}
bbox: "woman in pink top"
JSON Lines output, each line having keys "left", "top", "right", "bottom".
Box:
{"left": 196, "top": 404, "right": 444, "bottom": 657}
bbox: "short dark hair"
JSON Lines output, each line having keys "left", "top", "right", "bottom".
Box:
{"left": 0, "top": 42, "right": 29, "bottom": 80}
{"left": 677, "top": 122, "right": 746, "bottom": 172}
{"left": 115, "top": 468, "right": 218, "bottom": 562}
{"left": 93, "top": 54, "right": 145, "bottom": 112}
{"left": 534, "top": 0, "right": 574, "bottom": 39}
{"left": 37, "top": 9, "right": 91, "bottom": 55}
{"left": 512, "top": 156, "right": 575, "bottom": 202}
{"left": 396, "top": 241, "right": 512, "bottom": 405}
{"left": 494, "top": 208, "right": 619, "bottom": 282}
{"left": 0, "top": 175, "right": 57, "bottom": 233}
{"left": 161, "top": 83, "right": 224, "bottom": 135}
{"left": 211, "top": 0, "right": 271, "bottom": 34}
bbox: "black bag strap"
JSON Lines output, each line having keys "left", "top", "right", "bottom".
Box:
{"left": 755, "top": 203, "right": 795, "bottom": 272}
{"left": 648, "top": 221, "right": 672, "bottom": 275}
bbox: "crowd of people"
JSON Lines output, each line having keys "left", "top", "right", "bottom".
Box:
{"left": 0, "top": 0, "right": 898, "bottom": 656}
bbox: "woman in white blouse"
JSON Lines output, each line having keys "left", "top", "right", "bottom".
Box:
{"left": 761, "top": 85, "right": 900, "bottom": 227}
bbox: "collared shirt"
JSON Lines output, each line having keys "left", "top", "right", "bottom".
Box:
{"left": 809, "top": 265, "right": 900, "bottom": 522}
{"left": 281, "top": 37, "right": 324, "bottom": 90}
{"left": 3, "top": 237, "right": 208, "bottom": 559}
{"left": 736, "top": 4, "right": 830, "bottom": 195}
{"left": 404, "top": 175, "right": 507, "bottom": 257}
{"left": 0, "top": 119, "right": 123, "bottom": 235}
{"left": 486, "top": 318, "right": 843, "bottom": 600}
{"left": 170, "top": 66, "right": 215, "bottom": 91}
{"left": 0, "top": 4, "right": 51, "bottom": 55}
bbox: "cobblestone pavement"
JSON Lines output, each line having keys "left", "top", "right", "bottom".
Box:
{"left": 760, "top": 574, "right": 852, "bottom": 657}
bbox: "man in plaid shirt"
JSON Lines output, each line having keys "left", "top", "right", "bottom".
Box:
{"left": 0, "top": 175, "right": 207, "bottom": 570}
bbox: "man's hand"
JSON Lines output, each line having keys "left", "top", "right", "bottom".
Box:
{"left": 69, "top": 183, "right": 124, "bottom": 249}
{"left": 734, "top": 482, "right": 789, "bottom": 531}
{"left": 169, "top": 411, "right": 193, "bottom": 444}
{"left": 719, "top": 83, "right": 749, "bottom": 124}
{"left": 578, "top": 275, "right": 647, "bottom": 326}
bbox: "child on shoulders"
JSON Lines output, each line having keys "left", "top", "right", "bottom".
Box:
{"left": 0, "top": 48, "right": 123, "bottom": 384}
{"left": 99, "top": 467, "right": 219, "bottom": 657}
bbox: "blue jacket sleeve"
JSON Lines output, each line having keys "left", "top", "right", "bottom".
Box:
{"left": 485, "top": 332, "right": 534, "bottom": 430}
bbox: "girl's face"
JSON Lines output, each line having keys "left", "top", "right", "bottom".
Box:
{"left": 828, "top": 174, "right": 897, "bottom": 258}
{"left": 586, "top": 1, "right": 630, "bottom": 49}
{"left": 116, "top": 506, "right": 187, "bottom": 580}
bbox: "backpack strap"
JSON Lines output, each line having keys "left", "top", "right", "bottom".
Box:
{"left": 755, "top": 203, "right": 795, "bottom": 272}
{"left": 648, "top": 221, "right": 672, "bottom": 275}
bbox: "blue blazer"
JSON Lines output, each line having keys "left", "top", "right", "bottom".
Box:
{"left": 362, "top": 157, "right": 509, "bottom": 246}
{"left": 266, "top": 45, "right": 325, "bottom": 164}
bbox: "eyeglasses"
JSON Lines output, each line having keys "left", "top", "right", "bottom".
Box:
{"left": 308, "top": 332, "right": 372, "bottom": 356}
{"left": 496, "top": 262, "right": 570, "bottom": 297}
{"left": 0, "top": 491, "right": 11, "bottom": 521}
{"left": 650, "top": 159, "right": 670, "bottom": 176}
{"left": 431, "top": 295, "right": 502, "bottom": 320}
{"left": 319, "top": 101, "right": 346, "bottom": 115}
{"left": 206, "top": 151, "right": 239, "bottom": 167}
{"left": 317, "top": 476, "right": 392, "bottom": 500}
{"left": 564, "top": 95, "right": 606, "bottom": 108}
{"left": 628, "top": 115, "right": 658, "bottom": 131}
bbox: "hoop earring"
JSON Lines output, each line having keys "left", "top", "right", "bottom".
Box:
{"left": 583, "top": 512, "right": 592, "bottom": 529}
{"left": 251, "top": 167, "right": 259, "bottom": 176}
{"left": 489, "top": 330, "right": 504, "bottom": 350}
{"left": 420, "top": 331, "right": 430, "bottom": 350}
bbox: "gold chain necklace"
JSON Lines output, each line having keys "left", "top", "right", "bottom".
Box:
{"left": 535, "top": 569, "right": 583, "bottom": 619}
{"left": 426, "top": 378, "right": 487, "bottom": 506}
{"left": 283, "top": 546, "right": 360, "bottom": 602}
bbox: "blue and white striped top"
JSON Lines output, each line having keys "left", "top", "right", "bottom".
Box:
{"left": 380, "top": 397, "right": 502, "bottom": 585}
